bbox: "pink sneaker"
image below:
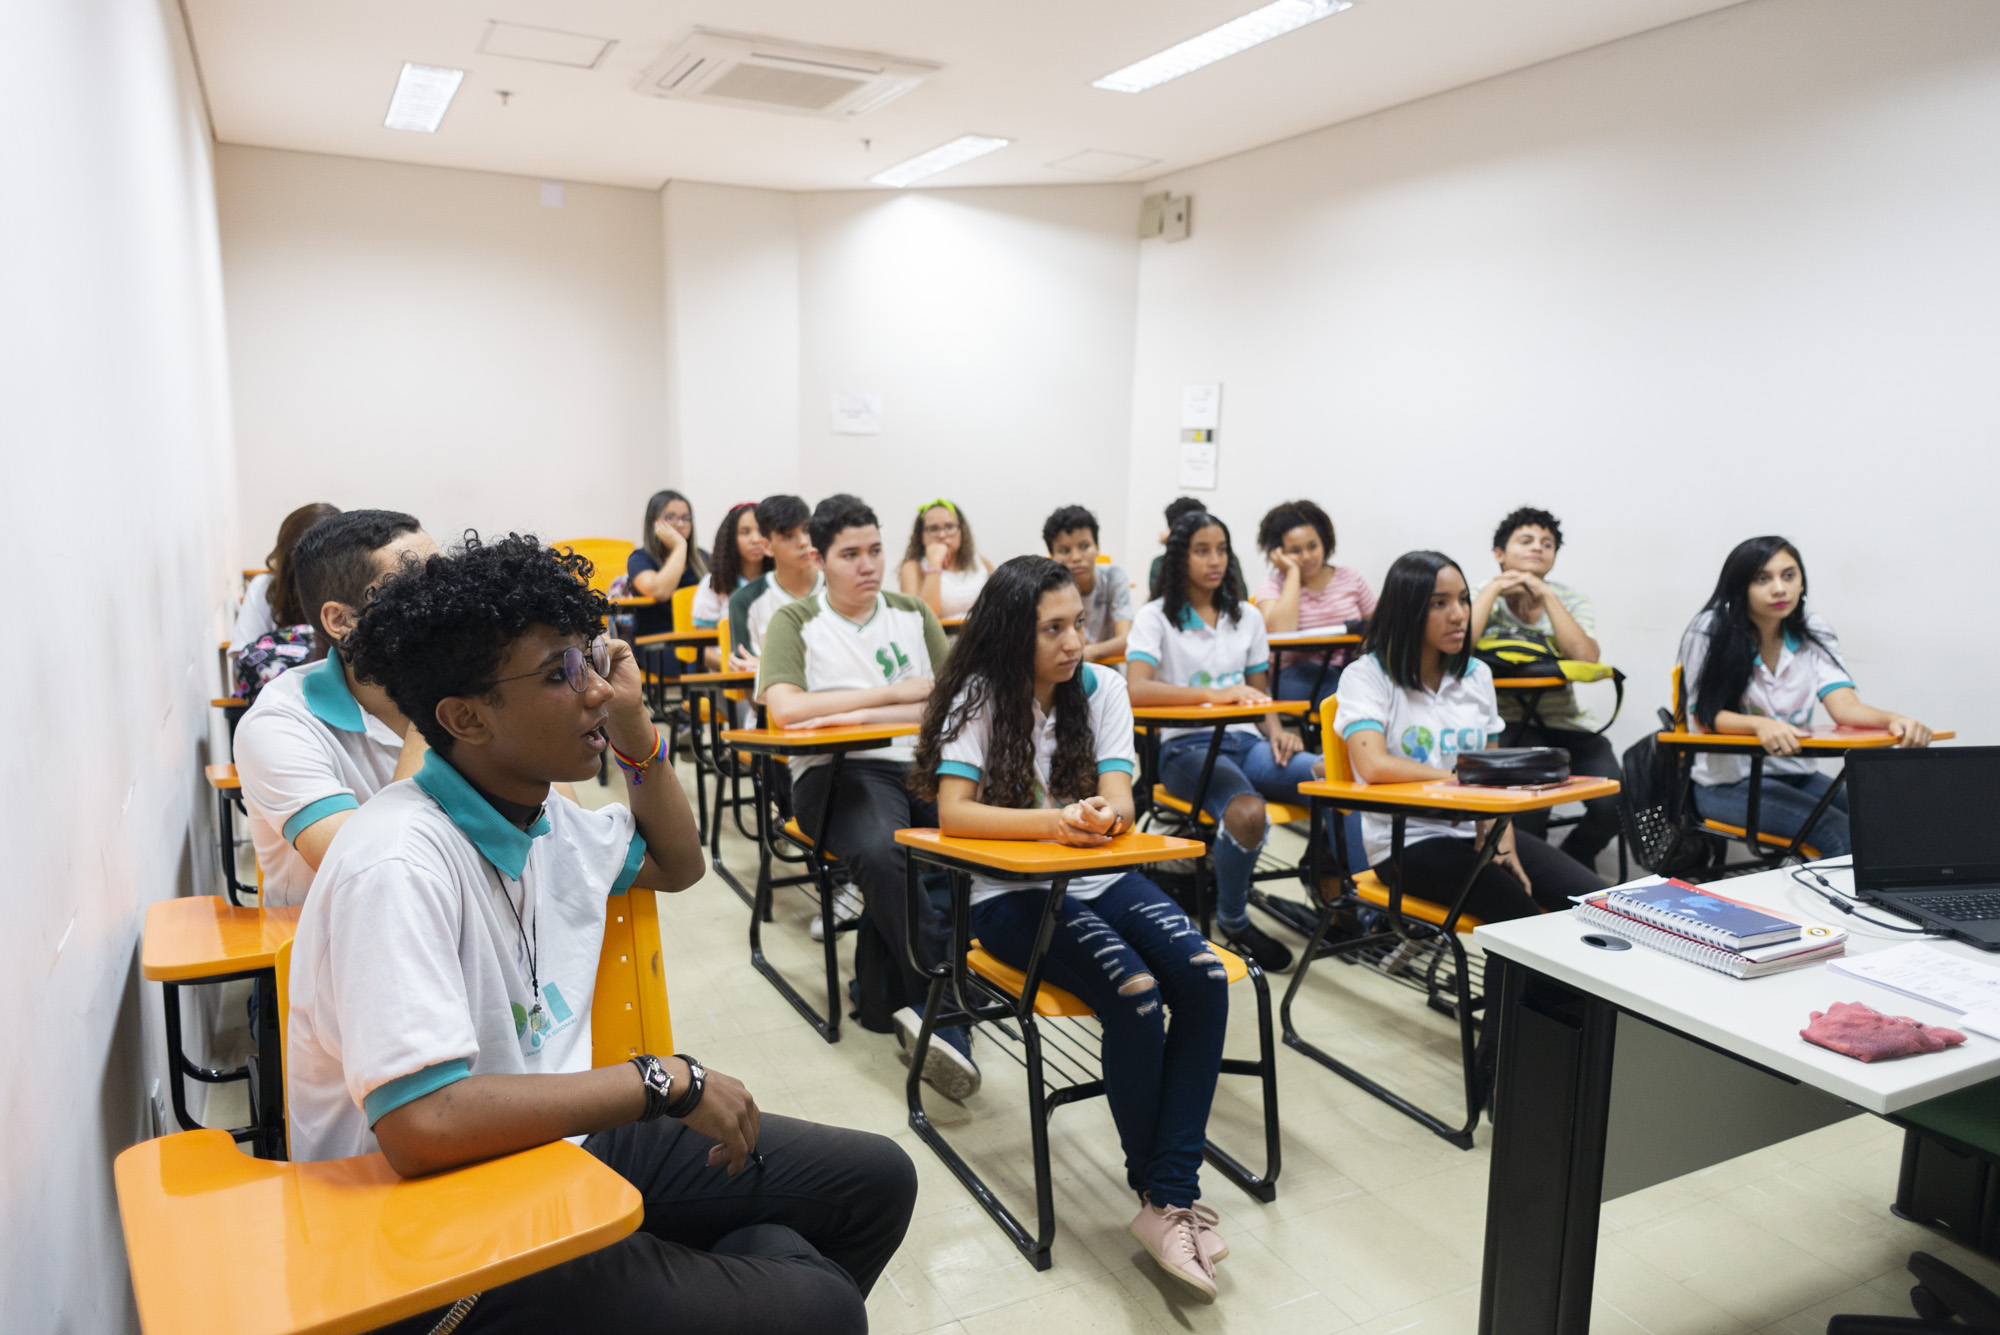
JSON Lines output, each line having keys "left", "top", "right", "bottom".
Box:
{"left": 1190, "top": 1202, "right": 1228, "bottom": 1265}
{"left": 1129, "top": 1201, "right": 1216, "bottom": 1301}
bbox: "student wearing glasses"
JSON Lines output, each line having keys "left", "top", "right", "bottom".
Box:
{"left": 898, "top": 498, "right": 992, "bottom": 619}
{"left": 291, "top": 533, "right": 917, "bottom": 1335}
{"left": 627, "top": 490, "right": 707, "bottom": 642}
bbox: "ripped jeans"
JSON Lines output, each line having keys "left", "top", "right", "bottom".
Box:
{"left": 970, "top": 871, "right": 1229, "bottom": 1208}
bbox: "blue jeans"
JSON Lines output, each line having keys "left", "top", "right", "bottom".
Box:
{"left": 1273, "top": 657, "right": 1344, "bottom": 710}
{"left": 970, "top": 872, "right": 1228, "bottom": 1208}
{"left": 1693, "top": 770, "right": 1851, "bottom": 858}
{"left": 1159, "top": 730, "right": 1367, "bottom": 933}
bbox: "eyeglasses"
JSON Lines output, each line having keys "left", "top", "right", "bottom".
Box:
{"left": 490, "top": 637, "right": 613, "bottom": 694}
{"left": 923, "top": 522, "right": 961, "bottom": 537}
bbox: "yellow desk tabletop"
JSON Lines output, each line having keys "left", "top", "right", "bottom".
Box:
{"left": 1492, "top": 676, "right": 1568, "bottom": 690}
{"left": 242, "top": 568, "right": 269, "bottom": 581}
{"left": 1298, "top": 774, "right": 1622, "bottom": 815}
{"left": 940, "top": 617, "right": 966, "bottom": 632}
{"left": 142, "top": 898, "right": 303, "bottom": 982}
{"left": 205, "top": 763, "right": 240, "bottom": 790}
{"left": 1133, "top": 700, "right": 1309, "bottom": 725}
{"left": 721, "top": 723, "right": 918, "bottom": 755}
{"left": 1266, "top": 632, "right": 1363, "bottom": 647}
{"left": 609, "top": 596, "right": 657, "bottom": 606}
{"left": 1655, "top": 726, "right": 1955, "bottom": 750}
{"left": 679, "top": 669, "right": 756, "bottom": 685}
{"left": 1092, "top": 655, "right": 1127, "bottom": 667}
{"left": 116, "top": 1129, "right": 642, "bottom": 1335}
{"left": 895, "top": 828, "right": 1205, "bottom": 875}
{"left": 212, "top": 697, "right": 248, "bottom": 710}
{"left": 631, "top": 629, "right": 719, "bottom": 646}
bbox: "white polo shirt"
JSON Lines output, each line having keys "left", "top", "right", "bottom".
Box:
{"left": 285, "top": 751, "right": 646, "bottom": 1163}
{"left": 727, "top": 570, "right": 823, "bottom": 656}
{"left": 757, "top": 590, "right": 948, "bottom": 778}
{"left": 1332, "top": 653, "right": 1505, "bottom": 866}
{"left": 689, "top": 574, "right": 746, "bottom": 628}
{"left": 936, "top": 663, "right": 1140, "bottom": 905}
{"left": 233, "top": 571, "right": 278, "bottom": 646}
{"left": 1677, "top": 611, "right": 1854, "bottom": 787}
{"left": 1125, "top": 598, "right": 1271, "bottom": 744}
{"left": 233, "top": 648, "right": 405, "bottom": 907}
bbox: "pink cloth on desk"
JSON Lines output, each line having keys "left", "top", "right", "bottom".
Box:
{"left": 1801, "top": 1000, "right": 1966, "bottom": 1062}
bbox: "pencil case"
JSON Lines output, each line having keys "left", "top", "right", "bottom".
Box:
{"left": 1455, "top": 747, "right": 1570, "bottom": 787}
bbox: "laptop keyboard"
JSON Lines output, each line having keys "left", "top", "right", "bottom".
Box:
{"left": 1907, "top": 892, "right": 2000, "bottom": 922}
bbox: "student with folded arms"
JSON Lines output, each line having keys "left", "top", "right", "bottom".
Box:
{"left": 289, "top": 533, "right": 914, "bottom": 1334}
{"left": 726, "top": 494, "right": 821, "bottom": 671}
{"left": 1678, "top": 536, "right": 1932, "bottom": 858}
{"left": 1251, "top": 498, "right": 1375, "bottom": 707}
{"left": 233, "top": 509, "right": 439, "bottom": 906}
{"left": 692, "top": 502, "right": 767, "bottom": 670}
{"left": 1043, "top": 504, "right": 1133, "bottom": 662}
{"left": 1332, "top": 551, "right": 1606, "bottom": 922}
{"left": 233, "top": 502, "right": 340, "bottom": 647}
{"left": 1128, "top": 510, "right": 1322, "bottom": 974}
{"left": 758, "top": 494, "right": 979, "bottom": 1099}
{"left": 912, "top": 555, "right": 1233, "bottom": 1302}
{"left": 899, "top": 498, "right": 992, "bottom": 618}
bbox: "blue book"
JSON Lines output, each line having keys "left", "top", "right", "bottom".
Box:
{"left": 1603, "top": 878, "right": 1802, "bottom": 951}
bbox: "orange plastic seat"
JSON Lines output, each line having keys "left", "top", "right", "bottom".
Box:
{"left": 966, "top": 939, "right": 1249, "bottom": 1018}
{"left": 553, "top": 537, "right": 635, "bottom": 595}
{"left": 780, "top": 819, "right": 837, "bottom": 861}
{"left": 1348, "top": 870, "right": 1484, "bottom": 934}
{"left": 1151, "top": 784, "right": 1309, "bottom": 827}
{"left": 1699, "top": 819, "right": 1821, "bottom": 860}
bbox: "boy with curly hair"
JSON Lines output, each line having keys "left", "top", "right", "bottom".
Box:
{"left": 285, "top": 532, "right": 915, "bottom": 1334}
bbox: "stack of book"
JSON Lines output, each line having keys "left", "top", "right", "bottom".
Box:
{"left": 1573, "top": 877, "right": 1847, "bottom": 978}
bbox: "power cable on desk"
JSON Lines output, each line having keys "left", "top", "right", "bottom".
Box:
{"left": 1784, "top": 857, "right": 1940, "bottom": 936}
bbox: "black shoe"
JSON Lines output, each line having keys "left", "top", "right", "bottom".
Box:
{"left": 1223, "top": 921, "right": 1294, "bottom": 974}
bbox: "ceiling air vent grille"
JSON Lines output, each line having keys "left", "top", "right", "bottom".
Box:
{"left": 638, "top": 30, "right": 937, "bottom": 119}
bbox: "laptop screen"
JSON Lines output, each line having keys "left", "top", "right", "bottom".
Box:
{"left": 1849, "top": 747, "right": 2000, "bottom": 891}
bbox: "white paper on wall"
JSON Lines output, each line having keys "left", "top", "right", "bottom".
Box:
{"left": 1180, "top": 383, "right": 1221, "bottom": 430}
{"left": 830, "top": 392, "right": 884, "bottom": 435}
{"left": 1178, "top": 441, "right": 1217, "bottom": 490}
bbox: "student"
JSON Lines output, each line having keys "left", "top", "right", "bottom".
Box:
{"left": 233, "top": 510, "right": 439, "bottom": 907}
{"left": 234, "top": 502, "right": 340, "bottom": 646}
{"left": 1251, "top": 498, "right": 1375, "bottom": 706}
{"left": 1678, "top": 536, "right": 1932, "bottom": 858}
{"left": 1332, "top": 551, "right": 1607, "bottom": 921}
{"left": 757, "top": 494, "right": 978, "bottom": 1099}
{"left": 1128, "top": 511, "right": 1321, "bottom": 974}
{"left": 692, "top": 502, "right": 767, "bottom": 670}
{"left": 291, "top": 533, "right": 915, "bottom": 1335}
{"left": 912, "top": 555, "right": 1232, "bottom": 1301}
{"left": 1043, "top": 504, "right": 1133, "bottom": 662}
{"left": 898, "top": 498, "right": 991, "bottom": 618}
{"left": 1467, "top": 507, "right": 1621, "bottom": 866}
{"left": 1148, "top": 497, "right": 1243, "bottom": 598}
{"left": 627, "top": 489, "right": 706, "bottom": 640}
{"left": 726, "top": 494, "right": 820, "bottom": 670}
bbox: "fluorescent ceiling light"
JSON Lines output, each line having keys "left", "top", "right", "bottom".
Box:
{"left": 869, "top": 135, "right": 1010, "bottom": 188}
{"left": 1093, "top": 0, "right": 1352, "bottom": 94}
{"left": 384, "top": 63, "right": 465, "bottom": 133}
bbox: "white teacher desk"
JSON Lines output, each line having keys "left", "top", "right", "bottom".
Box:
{"left": 1475, "top": 860, "right": 2000, "bottom": 1335}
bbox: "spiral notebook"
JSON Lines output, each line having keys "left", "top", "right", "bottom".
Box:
{"left": 1604, "top": 877, "right": 1802, "bottom": 950}
{"left": 1574, "top": 892, "right": 1845, "bottom": 979}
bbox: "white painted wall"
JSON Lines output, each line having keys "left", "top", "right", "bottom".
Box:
{"left": 796, "top": 186, "right": 1144, "bottom": 568}
{"left": 1127, "top": 0, "right": 2000, "bottom": 755}
{"left": 0, "top": 0, "right": 238, "bottom": 1329}
{"left": 216, "top": 146, "right": 667, "bottom": 550}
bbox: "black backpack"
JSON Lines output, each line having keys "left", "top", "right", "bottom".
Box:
{"left": 1617, "top": 707, "right": 1716, "bottom": 877}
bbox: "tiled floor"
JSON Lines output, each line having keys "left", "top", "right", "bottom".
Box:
{"left": 216, "top": 752, "right": 2000, "bottom": 1333}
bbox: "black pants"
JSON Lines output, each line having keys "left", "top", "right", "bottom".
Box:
{"left": 793, "top": 759, "right": 949, "bottom": 1013}
{"left": 1379, "top": 831, "right": 1606, "bottom": 924}
{"left": 1501, "top": 719, "right": 1622, "bottom": 864}
{"left": 381, "top": 1114, "right": 916, "bottom": 1335}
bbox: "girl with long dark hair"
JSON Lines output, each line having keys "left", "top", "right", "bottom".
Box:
{"left": 691, "top": 502, "right": 767, "bottom": 669}
{"left": 912, "top": 556, "right": 1232, "bottom": 1302}
{"left": 1128, "top": 511, "right": 1353, "bottom": 974}
{"left": 626, "top": 489, "right": 707, "bottom": 640}
{"left": 235, "top": 502, "right": 340, "bottom": 645}
{"left": 898, "top": 498, "right": 991, "bottom": 618}
{"left": 1331, "top": 551, "right": 1605, "bottom": 921}
{"left": 1678, "top": 536, "right": 1931, "bottom": 856}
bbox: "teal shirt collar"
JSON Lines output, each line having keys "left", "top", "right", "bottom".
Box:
{"left": 300, "top": 646, "right": 369, "bottom": 733}
{"left": 413, "top": 750, "right": 551, "bottom": 880}
{"left": 1176, "top": 604, "right": 1206, "bottom": 631}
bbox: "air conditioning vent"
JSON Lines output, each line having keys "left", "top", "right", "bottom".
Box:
{"left": 638, "top": 30, "right": 938, "bottom": 119}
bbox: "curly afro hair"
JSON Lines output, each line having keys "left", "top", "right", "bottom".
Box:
{"left": 344, "top": 531, "right": 608, "bottom": 753}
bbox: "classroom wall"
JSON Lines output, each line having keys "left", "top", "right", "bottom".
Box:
{"left": 1126, "top": 0, "right": 2000, "bottom": 755}
{"left": 216, "top": 145, "right": 667, "bottom": 550}
{"left": 1, "top": 0, "right": 238, "bottom": 1329}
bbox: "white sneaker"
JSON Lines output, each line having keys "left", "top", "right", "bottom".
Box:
{"left": 1129, "top": 1201, "right": 1216, "bottom": 1301}
{"left": 891, "top": 1006, "right": 981, "bottom": 1101}
{"left": 807, "top": 883, "right": 864, "bottom": 942}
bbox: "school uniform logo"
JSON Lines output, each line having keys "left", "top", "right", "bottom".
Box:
{"left": 875, "top": 641, "right": 912, "bottom": 681}
{"left": 512, "top": 983, "right": 578, "bottom": 1057}
{"left": 1400, "top": 726, "right": 1485, "bottom": 766}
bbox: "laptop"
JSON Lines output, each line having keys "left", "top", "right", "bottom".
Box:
{"left": 1849, "top": 746, "right": 2000, "bottom": 950}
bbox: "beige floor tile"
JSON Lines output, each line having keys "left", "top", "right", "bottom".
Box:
{"left": 1352, "top": 1283, "right": 1481, "bottom": 1335}
{"left": 955, "top": 1269, "right": 1167, "bottom": 1334}
{"left": 1257, "top": 1191, "right": 1479, "bottom": 1322}
{"left": 1591, "top": 1242, "right": 1758, "bottom": 1335}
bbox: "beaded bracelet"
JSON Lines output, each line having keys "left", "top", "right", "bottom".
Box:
{"left": 610, "top": 727, "right": 666, "bottom": 784}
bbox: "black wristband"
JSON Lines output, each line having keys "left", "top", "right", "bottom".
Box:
{"left": 664, "top": 1053, "right": 706, "bottom": 1119}
{"left": 630, "top": 1054, "right": 674, "bottom": 1122}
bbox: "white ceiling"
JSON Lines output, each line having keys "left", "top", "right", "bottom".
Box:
{"left": 186, "top": 0, "right": 1747, "bottom": 192}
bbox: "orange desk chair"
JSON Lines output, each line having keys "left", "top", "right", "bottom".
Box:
{"left": 116, "top": 888, "right": 670, "bottom": 1335}
{"left": 554, "top": 537, "right": 636, "bottom": 596}
{"left": 895, "top": 830, "right": 1279, "bottom": 1272}
{"left": 1668, "top": 664, "right": 1822, "bottom": 862}
{"left": 205, "top": 763, "right": 260, "bottom": 907}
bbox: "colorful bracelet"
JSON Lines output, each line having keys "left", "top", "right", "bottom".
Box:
{"left": 610, "top": 727, "right": 666, "bottom": 784}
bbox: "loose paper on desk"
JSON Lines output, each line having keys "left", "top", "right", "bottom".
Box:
{"left": 1827, "top": 944, "right": 2000, "bottom": 1038}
